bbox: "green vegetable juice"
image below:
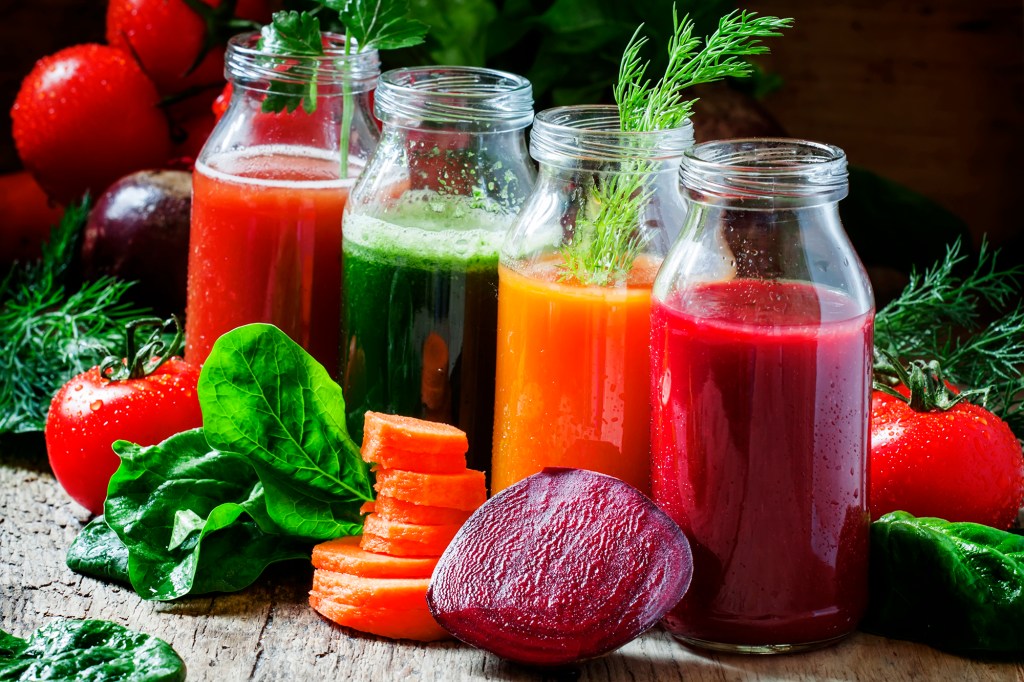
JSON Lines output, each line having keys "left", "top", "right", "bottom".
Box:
{"left": 341, "top": 194, "right": 506, "bottom": 476}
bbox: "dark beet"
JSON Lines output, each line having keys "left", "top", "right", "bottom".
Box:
{"left": 427, "top": 467, "right": 693, "bottom": 666}
{"left": 80, "top": 170, "right": 191, "bottom": 317}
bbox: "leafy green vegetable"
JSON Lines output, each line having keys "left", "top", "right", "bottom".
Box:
{"left": 66, "top": 517, "right": 131, "bottom": 586}
{"left": 258, "top": 11, "right": 325, "bottom": 114}
{"left": 68, "top": 325, "right": 372, "bottom": 600}
{"left": 874, "top": 238, "right": 1024, "bottom": 434}
{"left": 0, "top": 619, "right": 185, "bottom": 681}
{"left": 329, "top": 0, "right": 428, "bottom": 51}
{"left": 0, "top": 200, "right": 152, "bottom": 434}
{"left": 102, "top": 428, "right": 311, "bottom": 601}
{"left": 200, "top": 323, "right": 373, "bottom": 538}
{"left": 559, "top": 7, "right": 791, "bottom": 286}
{"left": 864, "top": 511, "right": 1024, "bottom": 655}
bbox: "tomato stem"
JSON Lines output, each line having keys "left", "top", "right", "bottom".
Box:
{"left": 872, "top": 349, "right": 988, "bottom": 412}
{"left": 99, "top": 316, "right": 185, "bottom": 382}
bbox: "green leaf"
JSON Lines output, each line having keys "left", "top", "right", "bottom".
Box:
{"left": 864, "top": 511, "right": 1024, "bottom": 655}
{"left": 258, "top": 11, "right": 324, "bottom": 114}
{"left": 102, "top": 429, "right": 309, "bottom": 601}
{"left": 66, "top": 517, "right": 131, "bottom": 586}
{"left": 0, "top": 620, "right": 185, "bottom": 681}
{"left": 329, "top": 0, "right": 429, "bottom": 51}
{"left": 198, "top": 324, "right": 373, "bottom": 539}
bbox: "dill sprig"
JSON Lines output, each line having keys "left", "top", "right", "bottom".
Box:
{"left": 560, "top": 7, "right": 792, "bottom": 286}
{"left": 616, "top": 9, "right": 793, "bottom": 132}
{"left": 874, "top": 238, "right": 1024, "bottom": 435}
{"left": 0, "top": 201, "right": 151, "bottom": 434}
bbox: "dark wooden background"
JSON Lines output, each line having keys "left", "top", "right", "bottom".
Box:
{"left": 2, "top": 0, "right": 1022, "bottom": 259}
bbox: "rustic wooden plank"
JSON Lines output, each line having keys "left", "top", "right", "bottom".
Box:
{"left": 2, "top": 436, "right": 1022, "bottom": 681}
{"left": 743, "top": 0, "right": 1024, "bottom": 254}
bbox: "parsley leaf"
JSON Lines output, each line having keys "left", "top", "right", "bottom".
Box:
{"left": 258, "top": 11, "right": 324, "bottom": 114}
{"left": 327, "top": 0, "right": 429, "bottom": 52}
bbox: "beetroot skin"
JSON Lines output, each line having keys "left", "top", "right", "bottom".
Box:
{"left": 426, "top": 467, "right": 693, "bottom": 666}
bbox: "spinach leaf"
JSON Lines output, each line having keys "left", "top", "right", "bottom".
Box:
{"left": 66, "top": 517, "right": 131, "bottom": 586}
{"left": 102, "top": 428, "right": 310, "bottom": 601}
{"left": 199, "top": 323, "right": 372, "bottom": 540}
{"left": 0, "top": 620, "right": 185, "bottom": 681}
{"left": 863, "top": 511, "right": 1024, "bottom": 655}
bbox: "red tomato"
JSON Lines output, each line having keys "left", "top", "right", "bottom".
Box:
{"left": 10, "top": 44, "right": 171, "bottom": 205}
{"left": 870, "top": 389, "right": 1024, "bottom": 529}
{"left": 106, "top": 0, "right": 278, "bottom": 97}
{"left": 45, "top": 359, "right": 203, "bottom": 515}
{"left": 0, "top": 171, "right": 65, "bottom": 267}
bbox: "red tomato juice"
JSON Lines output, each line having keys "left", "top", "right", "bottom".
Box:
{"left": 186, "top": 147, "right": 353, "bottom": 374}
{"left": 650, "top": 279, "right": 873, "bottom": 649}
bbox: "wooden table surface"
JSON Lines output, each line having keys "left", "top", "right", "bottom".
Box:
{"left": 2, "top": 435, "right": 1021, "bottom": 682}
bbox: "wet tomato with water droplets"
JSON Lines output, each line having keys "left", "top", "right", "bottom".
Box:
{"left": 45, "top": 359, "right": 202, "bottom": 515}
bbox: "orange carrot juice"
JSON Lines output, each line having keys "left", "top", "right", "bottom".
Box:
{"left": 186, "top": 146, "right": 353, "bottom": 374}
{"left": 491, "top": 256, "right": 659, "bottom": 494}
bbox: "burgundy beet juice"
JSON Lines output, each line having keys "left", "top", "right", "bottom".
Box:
{"left": 650, "top": 139, "right": 874, "bottom": 653}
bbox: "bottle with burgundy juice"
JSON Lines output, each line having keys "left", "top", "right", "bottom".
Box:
{"left": 650, "top": 139, "right": 874, "bottom": 653}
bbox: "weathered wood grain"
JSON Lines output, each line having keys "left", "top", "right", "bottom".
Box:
{"left": 2, "top": 436, "right": 1022, "bottom": 681}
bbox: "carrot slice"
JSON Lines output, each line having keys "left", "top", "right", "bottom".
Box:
{"left": 359, "top": 514, "right": 461, "bottom": 557}
{"left": 362, "top": 411, "right": 468, "bottom": 458}
{"left": 309, "top": 592, "right": 450, "bottom": 642}
{"left": 374, "top": 468, "right": 486, "bottom": 511}
{"left": 373, "top": 495, "right": 473, "bottom": 526}
{"left": 311, "top": 537, "right": 438, "bottom": 578}
{"left": 365, "top": 445, "right": 468, "bottom": 474}
{"left": 312, "top": 570, "right": 432, "bottom": 610}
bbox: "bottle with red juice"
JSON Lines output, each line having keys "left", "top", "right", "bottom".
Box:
{"left": 650, "top": 139, "right": 875, "bottom": 653}
{"left": 186, "top": 31, "right": 381, "bottom": 375}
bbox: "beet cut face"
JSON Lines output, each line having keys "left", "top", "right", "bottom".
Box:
{"left": 426, "top": 467, "right": 693, "bottom": 666}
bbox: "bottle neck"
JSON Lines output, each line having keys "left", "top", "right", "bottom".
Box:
{"left": 680, "top": 138, "right": 848, "bottom": 210}
{"left": 530, "top": 105, "right": 694, "bottom": 173}
{"left": 225, "top": 31, "right": 380, "bottom": 98}
{"left": 374, "top": 66, "right": 534, "bottom": 133}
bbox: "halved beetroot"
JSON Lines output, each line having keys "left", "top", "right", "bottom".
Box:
{"left": 426, "top": 467, "right": 693, "bottom": 667}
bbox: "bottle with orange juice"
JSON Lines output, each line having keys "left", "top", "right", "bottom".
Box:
{"left": 491, "top": 105, "right": 694, "bottom": 495}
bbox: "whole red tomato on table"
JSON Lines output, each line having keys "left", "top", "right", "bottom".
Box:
{"left": 869, "top": 359, "right": 1024, "bottom": 529}
{"left": 45, "top": 320, "right": 203, "bottom": 515}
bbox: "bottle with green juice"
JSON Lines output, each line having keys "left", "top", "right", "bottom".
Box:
{"left": 341, "top": 66, "right": 535, "bottom": 481}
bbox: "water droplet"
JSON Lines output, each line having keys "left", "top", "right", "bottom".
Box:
{"left": 90, "top": 400, "right": 103, "bottom": 411}
{"left": 74, "top": 384, "right": 84, "bottom": 392}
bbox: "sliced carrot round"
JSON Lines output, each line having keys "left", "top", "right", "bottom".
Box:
{"left": 365, "top": 445, "right": 468, "bottom": 474}
{"left": 362, "top": 411, "right": 468, "bottom": 461}
{"left": 373, "top": 495, "right": 473, "bottom": 526}
{"left": 310, "top": 592, "right": 450, "bottom": 642}
{"left": 374, "top": 468, "right": 486, "bottom": 511}
{"left": 311, "top": 537, "right": 438, "bottom": 578}
{"left": 312, "top": 569, "right": 432, "bottom": 610}
{"left": 359, "top": 514, "right": 461, "bottom": 557}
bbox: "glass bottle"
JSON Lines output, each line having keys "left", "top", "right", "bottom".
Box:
{"left": 185, "top": 32, "right": 380, "bottom": 376}
{"left": 340, "top": 66, "right": 534, "bottom": 478}
{"left": 491, "top": 105, "right": 694, "bottom": 495}
{"left": 651, "top": 139, "right": 874, "bottom": 653}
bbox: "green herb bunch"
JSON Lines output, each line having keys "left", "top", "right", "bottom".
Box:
{"left": 0, "top": 202, "right": 151, "bottom": 434}
{"left": 874, "top": 238, "right": 1024, "bottom": 435}
{"left": 257, "top": 1, "right": 428, "bottom": 175}
{"left": 559, "top": 8, "right": 792, "bottom": 286}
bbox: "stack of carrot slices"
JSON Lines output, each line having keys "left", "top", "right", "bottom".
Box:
{"left": 309, "top": 412, "right": 486, "bottom": 642}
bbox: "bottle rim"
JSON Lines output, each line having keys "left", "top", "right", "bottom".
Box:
{"left": 680, "top": 138, "right": 849, "bottom": 204}
{"left": 374, "top": 66, "right": 534, "bottom": 129}
{"left": 529, "top": 105, "right": 695, "bottom": 167}
{"left": 225, "top": 31, "right": 381, "bottom": 92}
